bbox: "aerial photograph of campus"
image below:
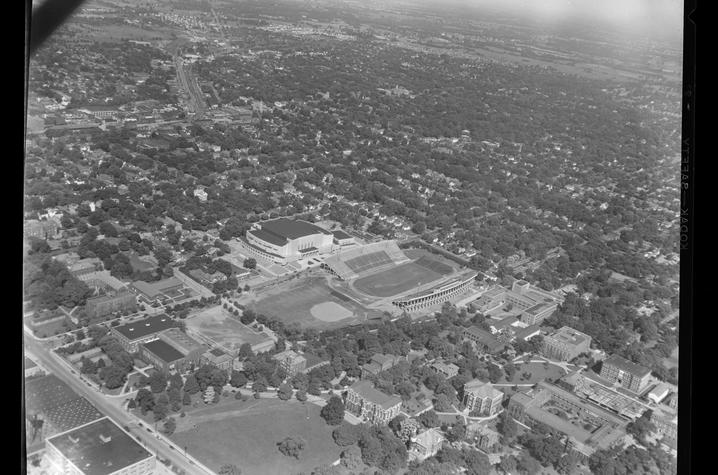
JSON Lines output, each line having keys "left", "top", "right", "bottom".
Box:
{"left": 23, "top": 0, "right": 686, "bottom": 474}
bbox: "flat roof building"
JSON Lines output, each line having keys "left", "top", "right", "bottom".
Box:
{"left": 542, "top": 326, "right": 592, "bottom": 362}
{"left": 46, "top": 417, "right": 155, "bottom": 475}
{"left": 507, "top": 381, "right": 626, "bottom": 458}
{"left": 201, "top": 348, "right": 234, "bottom": 371}
{"left": 600, "top": 354, "right": 652, "bottom": 394}
{"left": 111, "top": 314, "right": 176, "bottom": 352}
{"left": 130, "top": 277, "right": 183, "bottom": 301}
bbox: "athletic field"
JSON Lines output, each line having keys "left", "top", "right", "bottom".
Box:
{"left": 250, "top": 276, "right": 378, "bottom": 329}
{"left": 352, "top": 257, "right": 454, "bottom": 298}
{"left": 187, "top": 306, "right": 274, "bottom": 354}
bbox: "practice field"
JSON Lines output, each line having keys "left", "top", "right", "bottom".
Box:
{"left": 172, "top": 398, "right": 342, "bottom": 475}
{"left": 187, "top": 306, "right": 273, "bottom": 354}
{"left": 250, "top": 276, "right": 376, "bottom": 329}
{"left": 352, "top": 259, "right": 452, "bottom": 298}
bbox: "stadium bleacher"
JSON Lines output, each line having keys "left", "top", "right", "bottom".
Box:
{"left": 345, "top": 251, "right": 393, "bottom": 274}
{"left": 324, "top": 240, "right": 410, "bottom": 280}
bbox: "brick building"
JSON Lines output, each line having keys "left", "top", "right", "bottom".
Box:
{"left": 85, "top": 291, "right": 137, "bottom": 319}
{"left": 542, "top": 326, "right": 592, "bottom": 362}
{"left": 599, "top": 354, "right": 652, "bottom": 394}
{"left": 345, "top": 380, "right": 402, "bottom": 425}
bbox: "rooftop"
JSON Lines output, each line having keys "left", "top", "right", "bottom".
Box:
{"left": 131, "top": 277, "right": 183, "bottom": 299}
{"left": 47, "top": 418, "right": 153, "bottom": 475}
{"left": 332, "top": 229, "right": 353, "bottom": 240}
{"left": 547, "top": 326, "right": 591, "bottom": 346}
{"left": 514, "top": 324, "right": 541, "bottom": 340}
{"left": 161, "top": 328, "right": 204, "bottom": 353}
{"left": 142, "top": 338, "right": 185, "bottom": 363}
{"left": 412, "top": 428, "right": 444, "bottom": 448}
{"left": 258, "top": 218, "right": 331, "bottom": 242}
{"left": 113, "top": 314, "right": 175, "bottom": 341}
{"left": 464, "top": 326, "right": 505, "bottom": 352}
{"left": 603, "top": 354, "right": 651, "bottom": 378}
{"left": 350, "top": 380, "right": 402, "bottom": 409}
{"left": 464, "top": 380, "right": 503, "bottom": 400}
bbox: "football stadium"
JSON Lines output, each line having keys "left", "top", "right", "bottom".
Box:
{"left": 323, "top": 240, "right": 477, "bottom": 314}
{"left": 245, "top": 237, "right": 478, "bottom": 328}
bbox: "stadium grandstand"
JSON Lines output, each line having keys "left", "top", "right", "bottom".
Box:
{"left": 392, "top": 271, "right": 478, "bottom": 313}
{"left": 322, "top": 240, "right": 410, "bottom": 280}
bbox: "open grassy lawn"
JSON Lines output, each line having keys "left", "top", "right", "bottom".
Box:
{"left": 171, "top": 398, "right": 342, "bottom": 475}
{"left": 499, "top": 362, "right": 566, "bottom": 385}
{"left": 353, "top": 261, "right": 446, "bottom": 298}
{"left": 250, "top": 276, "right": 369, "bottom": 329}
{"left": 187, "top": 305, "right": 274, "bottom": 354}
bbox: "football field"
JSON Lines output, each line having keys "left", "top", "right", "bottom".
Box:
{"left": 352, "top": 258, "right": 453, "bottom": 298}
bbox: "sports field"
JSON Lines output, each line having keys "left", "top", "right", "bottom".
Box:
{"left": 250, "top": 276, "right": 376, "bottom": 329}
{"left": 352, "top": 257, "right": 453, "bottom": 298}
{"left": 187, "top": 306, "right": 274, "bottom": 355}
{"left": 172, "top": 398, "right": 342, "bottom": 475}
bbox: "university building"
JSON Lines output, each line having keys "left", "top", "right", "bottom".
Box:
{"left": 345, "top": 380, "right": 402, "bottom": 425}
{"left": 361, "top": 353, "right": 406, "bottom": 379}
{"left": 599, "top": 354, "right": 652, "bottom": 394}
{"left": 463, "top": 380, "right": 504, "bottom": 416}
{"left": 45, "top": 418, "right": 155, "bottom": 475}
{"left": 272, "top": 349, "right": 307, "bottom": 377}
{"left": 139, "top": 328, "right": 206, "bottom": 373}
{"left": 507, "top": 381, "right": 626, "bottom": 458}
{"left": 542, "top": 326, "right": 592, "bottom": 362}
{"left": 111, "top": 314, "right": 177, "bottom": 353}
{"left": 85, "top": 291, "right": 137, "bottom": 319}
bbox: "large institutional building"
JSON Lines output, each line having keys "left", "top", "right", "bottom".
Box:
{"left": 507, "top": 382, "right": 626, "bottom": 458}
{"left": 542, "top": 326, "right": 592, "bottom": 362}
{"left": 470, "top": 280, "right": 563, "bottom": 325}
{"left": 599, "top": 354, "right": 652, "bottom": 394}
{"left": 243, "top": 218, "right": 335, "bottom": 264}
{"left": 111, "top": 314, "right": 177, "bottom": 352}
{"left": 463, "top": 380, "right": 504, "bottom": 416}
{"left": 345, "top": 380, "right": 402, "bottom": 425}
{"left": 45, "top": 418, "right": 155, "bottom": 475}
{"left": 138, "top": 328, "right": 206, "bottom": 373}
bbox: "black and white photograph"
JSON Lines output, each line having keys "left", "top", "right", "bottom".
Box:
{"left": 22, "top": 1, "right": 691, "bottom": 474}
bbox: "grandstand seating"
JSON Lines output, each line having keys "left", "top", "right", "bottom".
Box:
{"left": 323, "top": 240, "right": 409, "bottom": 280}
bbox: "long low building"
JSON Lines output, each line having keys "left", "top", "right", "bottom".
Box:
{"left": 392, "top": 271, "right": 477, "bottom": 313}
{"left": 46, "top": 417, "right": 155, "bottom": 475}
{"left": 110, "top": 314, "right": 176, "bottom": 352}
{"left": 507, "top": 381, "right": 626, "bottom": 457}
{"left": 138, "top": 328, "right": 206, "bottom": 373}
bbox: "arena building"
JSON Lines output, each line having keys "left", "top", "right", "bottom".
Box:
{"left": 242, "top": 218, "right": 335, "bottom": 265}
{"left": 391, "top": 271, "right": 477, "bottom": 313}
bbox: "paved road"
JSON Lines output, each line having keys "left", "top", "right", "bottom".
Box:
{"left": 24, "top": 331, "right": 215, "bottom": 475}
